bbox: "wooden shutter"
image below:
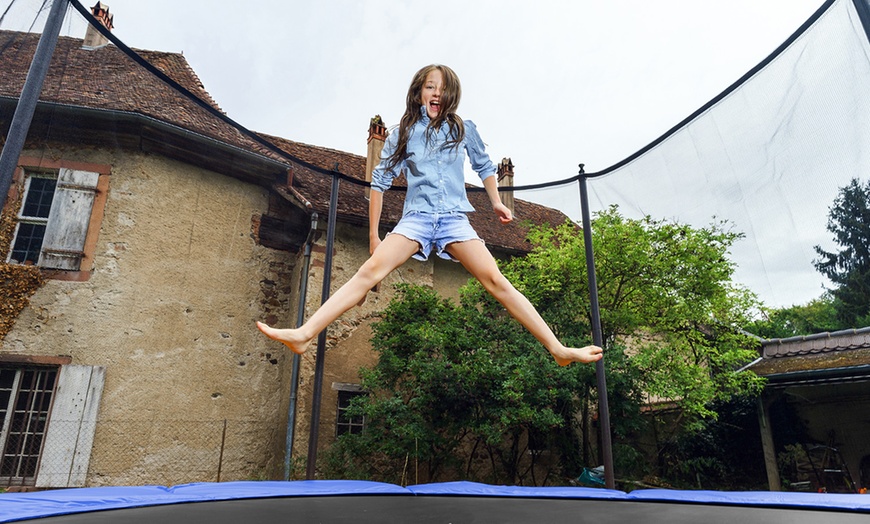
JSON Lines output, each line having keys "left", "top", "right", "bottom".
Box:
{"left": 35, "top": 365, "right": 106, "bottom": 488}
{"left": 38, "top": 169, "right": 100, "bottom": 270}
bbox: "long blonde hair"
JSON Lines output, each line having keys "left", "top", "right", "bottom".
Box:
{"left": 385, "top": 64, "right": 465, "bottom": 171}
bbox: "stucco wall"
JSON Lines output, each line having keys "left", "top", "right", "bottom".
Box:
{"left": 2, "top": 146, "right": 297, "bottom": 485}
{"left": 2, "top": 144, "right": 512, "bottom": 483}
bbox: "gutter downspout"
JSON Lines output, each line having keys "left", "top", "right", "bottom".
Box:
{"left": 284, "top": 211, "right": 318, "bottom": 480}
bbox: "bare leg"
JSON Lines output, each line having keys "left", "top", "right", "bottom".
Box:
{"left": 446, "top": 240, "right": 603, "bottom": 366}
{"left": 257, "top": 234, "right": 420, "bottom": 354}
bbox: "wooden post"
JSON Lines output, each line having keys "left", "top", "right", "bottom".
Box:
{"left": 757, "top": 393, "right": 782, "bottom": 491}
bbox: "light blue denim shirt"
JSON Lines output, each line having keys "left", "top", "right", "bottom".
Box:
{"left": 371, "top": 108, "right": 497, "bottom": 216}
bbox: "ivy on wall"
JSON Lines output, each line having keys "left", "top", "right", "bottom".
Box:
{"left": 1, "top": 181, "right": 44, "bottom": 343}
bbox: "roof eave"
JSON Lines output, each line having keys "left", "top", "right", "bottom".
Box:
{"left": 762, "top": 364, "right": 870, "bottom": 387}
{"left": 0, "top": 97, "right": 290, "bottom": 186}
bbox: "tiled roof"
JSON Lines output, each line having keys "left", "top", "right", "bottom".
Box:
{"left": 750, "top": 348, "right": 870, "bottom": 377}
{"left": 750, "top": 327, "right": 870, "bottom": 379}
{"left": 0, "top": 31, "right": 277, "bottom": 161}
{"left": 761, "top": 328, "right": 870, "bottom": 358}
{"left": 0, "top": 30, "right": 573, "bottom": 253}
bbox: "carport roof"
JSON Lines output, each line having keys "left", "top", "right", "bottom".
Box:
{"left": 749, "top": 327, "right": 870, "bottom": 386}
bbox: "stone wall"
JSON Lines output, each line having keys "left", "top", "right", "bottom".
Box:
{"left": 1, "top": 146, "right": 296, "bottom": 485}
{"left": 2, "top": 144, "right": 499, "bottom": 483}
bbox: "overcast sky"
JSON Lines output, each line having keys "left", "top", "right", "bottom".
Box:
{"left": 2, "top": 0, "right": 838, "bottom": 307}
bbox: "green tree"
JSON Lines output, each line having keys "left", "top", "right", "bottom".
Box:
{"left": 324, "top": 283, "right": 596, "bottom": 485}
{"left": 744, "top": 293, "right": 845, "bottom": 339}
{"left": 326, "top": 207, "right": 764, "bottom": 484}
{"left": 814, "top": 178, "right": 870, "bottom": 327}
{"left": 507, "top": 208, "right": 763, "bottom": 428}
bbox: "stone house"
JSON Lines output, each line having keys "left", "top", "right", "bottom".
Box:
{"left": 0, "top": 11, "right": 571, "bottom": 488}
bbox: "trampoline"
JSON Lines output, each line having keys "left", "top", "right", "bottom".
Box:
{"left": 2, "top": 481, "right": 870, "bottom": 523}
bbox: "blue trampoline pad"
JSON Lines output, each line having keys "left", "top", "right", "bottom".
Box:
{"left": 2, "top": 481, "right": 869, "bottom": 523}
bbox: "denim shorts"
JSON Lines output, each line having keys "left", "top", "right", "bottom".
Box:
{"left": 389, "top": 212, "right": 483, "bottom": 261}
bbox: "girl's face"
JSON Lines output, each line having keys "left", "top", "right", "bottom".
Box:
{"left": 420, "top": 69, "right": 443, "bottom": 119}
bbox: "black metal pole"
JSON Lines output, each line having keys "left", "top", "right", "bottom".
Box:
{"left": 306, "top": 174, "right": 340, "bottom": 479}
{"left": 853, "top": 0, "right": 870, "bottom": 44}
{"left": 285, "top": 212, "right": 318, "bottom": 480}
{"left": 578, "top": 165, "right": 615, "bottom": 489}
{"left": 0, "top": 0, "right": 68, "bottom": 210}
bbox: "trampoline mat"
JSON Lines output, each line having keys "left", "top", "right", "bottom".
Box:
{"left": 12, "top": 495, "right": 870, "bottom": 524}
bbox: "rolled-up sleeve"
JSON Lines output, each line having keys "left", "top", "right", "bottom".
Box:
{"left": 464, "top": 120, "right": 497, "bottom": 182}
{"left": 370, "top": 131, "right": 401, "bottom": 193}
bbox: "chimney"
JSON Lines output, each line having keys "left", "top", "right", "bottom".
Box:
{"left": 83, "top": 2, "right": 114, "bottom": 49}
{"left": 497, "top": 158, "right": 515, "bottom": 215}
{"left": 365, "top": 115, "right": 388, "bottom": 198}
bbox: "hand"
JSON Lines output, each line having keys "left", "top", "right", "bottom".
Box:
{"left": 493, "top": 203, "right": 513, "bottom": 224}
{"left": 369, "top": 234, "right": 381, "bottom": 255}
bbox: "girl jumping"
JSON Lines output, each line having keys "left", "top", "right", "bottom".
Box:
{"left": 257, "top": 64, "right": 602, "bottom": 366}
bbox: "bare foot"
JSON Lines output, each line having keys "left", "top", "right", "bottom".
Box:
{"left": 256, "top": 321, "right": 312, "bottom": 355}
{"left": 550, "top": 344, "right": 603, "bottom": 367}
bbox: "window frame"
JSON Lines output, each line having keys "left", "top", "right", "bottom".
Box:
{"left": 4, "top": 157, "right": 111, "bottom": 282}
{"left": 9, "top": 171, "right": 58, "bottom": 266}
{"left": 0, "top": 356, "right": 105, "bottom": 489}
{"left": 332, "top": 383, "right": 367, "bottom": 437}
{"left": 0, "top": 364, "right": 59, "bottom": 487}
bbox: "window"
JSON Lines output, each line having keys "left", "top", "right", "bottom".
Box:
{"left": 0, "top": 366, "right": 58, "bottom": 486}
{"left": 7, "top": 167, "right": 101, "bottom": 271}
{"left": 9, "top": 174, "right": 57, "bottom": 265}
{"left": 0, "top": 361, "right": 105, "bottom": 489}
{"left": 336, "top": 389, "right": 366, "bottom": 436}
{"left": 5, "top": 158, "right": 110, "bottom": 278}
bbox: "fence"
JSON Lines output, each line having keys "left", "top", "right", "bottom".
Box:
{"left": 0, "top": 418, "right": 287, "bottom": 489}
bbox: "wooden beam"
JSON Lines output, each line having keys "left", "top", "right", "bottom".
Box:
{"left": 0, "top": 354, "right": 72, "bottom": 366}
{"left": 757, "top": 393, "right": 782, "bottom": 491}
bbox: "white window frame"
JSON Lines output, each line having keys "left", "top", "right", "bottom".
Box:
{"left": 9, "top": 172, "right": 56, "bottom": 264}
{"left": 7, "top": 168, "right": 101, "bottom": 271}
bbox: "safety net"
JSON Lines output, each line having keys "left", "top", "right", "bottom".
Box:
{"left": 3, "top": 0, "right": 868, "bottom": 310}
{"left": 583, "top": 0, "right": 870, "bottom": 309}
{"left": 1, "top": 0, "right": 869, "bottom": 495}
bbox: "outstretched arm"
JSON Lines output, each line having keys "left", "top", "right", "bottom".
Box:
{"left": 483, "top": 175, "right": 512, "bottom": 224}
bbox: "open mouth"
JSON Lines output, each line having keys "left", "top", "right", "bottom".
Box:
{"left": 429, "top": 100, "right": 440, "bottom": 113}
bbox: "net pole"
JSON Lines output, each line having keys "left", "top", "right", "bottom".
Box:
{"left": 0, "top": 0, "right": 69, "bottom": 210}
{"left": 578, "top": 166, "right": 615, "bottom": 489}
{"left": 853, "top": 0, "right": 870, "bottom": 43}
{"left": 285, "top": 212, "right": 318, "bottom": 480}
{"left": 306, "top": 173, "right": 340, "bottom": 479}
